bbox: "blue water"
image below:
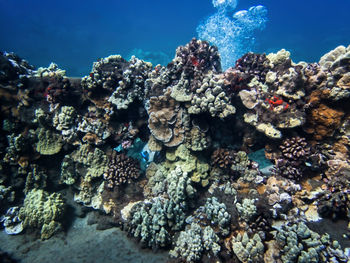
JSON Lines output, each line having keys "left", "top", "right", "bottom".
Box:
{"left": 0, "top": 0, "right": 349, "bottom": 76}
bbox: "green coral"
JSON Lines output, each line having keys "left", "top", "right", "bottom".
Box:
{"left": 4, "top": 133, "right": 33, "bottom": 164}
{"left": 164, "top": 144, "right": 210, "bottom": 187}
{"left": 19, "top": 189, "right": 65, "bottom": 239}
{"left": 128, "top": 196, "right": 185, "bottom": 248}
{"left": 36, "top": 128, "right": 63, "bottom": 155}
{"left": 275, "top": 222, "right": 350, "bottom": 263}
{"left": 204, "top": 197, "right": 231, "bottom": 235}
{"left": 236, "top": 198, "right": 257, "bottom": 222}
{"left": 33, "top": 108, "right": 51, "bottom": 127}
{"left": 185, "top": 126, "right": 211, "bottom": 152}
{"left": 24, "top": 164, "right": 47, "bottom": 193}
{"left": 128, "top": 166, "right": 194, "bottom": 248}
{"left": 2, "top": 119, "right": 15, "bottom": 132}
{"left": 231, "top": 232, "right": 265, "bottom": 263}
{"left": 70, "top": 144, "right": 108, "bottom": 180}
{"left": 60, "top": 156, "right": 77, "bottom": 185}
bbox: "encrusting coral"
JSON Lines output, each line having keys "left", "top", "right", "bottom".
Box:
{"left": 164, "top": 144, "right": 210, "bottom": 187}
{"left": 147, "top": 88, "right": 188, "bottom": 148}
{"left": 236, "top": 49, "right": 309, "bottom": 139}
{"left": 18, "top": 189, "right": 65, "bottom": 240}
{"left": 35, "top": 128, "right": 63, "bottom": 155}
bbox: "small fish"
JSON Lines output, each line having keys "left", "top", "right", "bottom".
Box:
{"left": 141, "top": 151, "right": 149, "bottom": 161}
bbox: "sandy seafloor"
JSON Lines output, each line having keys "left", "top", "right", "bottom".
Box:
{"left": 0, "top": 215, "right": 169, "bottom": 263}
{"left": 1, "top": 212, "right": 350, "bottom": 263}
{"left": 0, "top": 190, "right": 169, "bottom": 263}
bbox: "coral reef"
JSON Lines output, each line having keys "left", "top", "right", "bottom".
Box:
{"left": 127, "top": 196, "right": 186, "bottom": 249}
{"left": 164, "top": 144, "right": 210, "bottom": 187}
{"left": 0, "top": 206, "right": 23, "bottom": 235}
{"left": 304, "top": 102, "right": 345, "bottom": 140}
{"left": 236, "top": 49, "right": 309, "bottom": 139}
{"left": 70, "top": 144, "right": 108, "bottom": 180}
{"left": 52, "top": 105, "right": 77, "bottom": 142}
{"left": 126, "top": 166, "right": 196, "bottom": 249}
{"left": 35, "top": 128, "right": 63, "bottom": 155}
{"left": 211, "top": 148, "right": 235, "bottom": 171}
{"left": 236, "top": 198, "right": 257, "bottom": 222}
{"left": 1, "top": 40, "right": 350, "bottom": 263}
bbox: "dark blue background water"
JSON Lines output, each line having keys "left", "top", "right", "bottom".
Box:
{"left": 1, "top": 0, "right": 349, "bottom": 76}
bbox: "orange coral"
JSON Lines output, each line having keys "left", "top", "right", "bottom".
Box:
{"left": 82, "top": 132, "right": 102, "bottom": 145}
{"left": 304, "top": 103, "right": 344, "bottom": 140}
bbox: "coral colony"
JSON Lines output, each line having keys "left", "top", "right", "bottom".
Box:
{"left": 1, "top": 7, "right": 350, "bottom": 261}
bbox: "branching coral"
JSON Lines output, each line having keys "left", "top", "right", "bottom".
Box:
{"left": 103, "top": 152, "right": 140, "bottom": 188}
{"left": 231, "top": 232, "right": 265, "bottom": 263}
{"left": 272, "top": 136, "right": 311, "bottom": 181}
{"left": 170, "top": 222, "right": 220, "bottom": 262}
{"left": 127, "top": 166, "right": 195, "bottom": 249}
{"left": 127, "top": 196, "right": 186, "bottom": 249}
{"left": 204, "top": 197, "right": 231, "bottom": 235}
{"left": 211, "top": 148, "right": 235, "bottom": 171}
{"left": 268, "top": 222, "right": 350, "bottom": 263}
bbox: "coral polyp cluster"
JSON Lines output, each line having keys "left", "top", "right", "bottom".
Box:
{"left": 1, "top": 41, "right": 350, "bottom": 262}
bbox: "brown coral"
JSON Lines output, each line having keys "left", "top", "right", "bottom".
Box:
{"left": 272, "top": 137, "right": 311, "bottom": 181}
{"left": 304, "top": 103, "right": 344, "bottom": 140}
{"left": 279, "top": 136, "right": 311, "bottom": 160}
{"left": 211, "top": 148, "right": 235, "bottom": 170}
{"left": 103, "top": 153, "right": 140, "bottom": 188}
{"left": 147, "top": 89, "right": 187, "bottom": 147}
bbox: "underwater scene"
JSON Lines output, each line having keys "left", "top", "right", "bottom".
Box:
{"left": 0, "top": 0, "right": 350, "bottom": 262}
